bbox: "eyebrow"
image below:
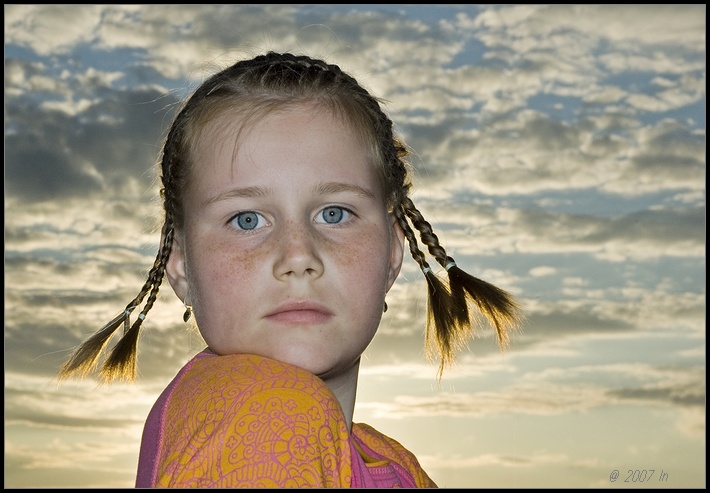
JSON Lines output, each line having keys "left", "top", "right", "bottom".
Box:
{"left": 313, "top": 182, "right": 376, "bottom": 199}
{"left": 204, "top": 186, "right": 269, "bottom": 206}
{"left": 204, "top": 181, "right": 376, "bottom": 206}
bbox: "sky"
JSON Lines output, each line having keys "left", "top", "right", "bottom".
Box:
{"left": 4, "top": 4, "right": 705, "bottom": 489}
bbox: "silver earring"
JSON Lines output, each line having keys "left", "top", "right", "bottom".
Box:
{"left": 383, "top": 301, "right": 388, "bottom": 313}
{"left": 183, "top": 305, "right": 192, "bottom": 322}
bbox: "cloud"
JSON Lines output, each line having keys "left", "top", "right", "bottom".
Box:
{"left": 466, "top": 5, "right": 705, "bottom": 48}
{"left": 4, "top": 5, "right": 105, "bottom": 56}
{"left": 360, "top": 363, "right": 705, "bottom": 421}
{"left": 506, "top": 206, "right": 705, "bottom": 261}
{"left": 3, "top": 4, "right": 704, "bottom": 489}
{"left": 421, "top": 451, "right": 568, "bottom": 469}
{"left": 6, "top": 78, "right": 176, "bottom": 205}
{"left": 529, "top": 266, "right": 557, "bottom": 277}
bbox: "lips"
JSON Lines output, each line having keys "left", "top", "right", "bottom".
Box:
{"left": 264, "top": 301, "right": 333, "bottom": 325}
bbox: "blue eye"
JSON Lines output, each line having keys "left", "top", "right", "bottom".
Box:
{"left": 317, "top": 206, "right": 350, "bottom": 224}
{"left": 231, "top": 211, "right": 266, "bottom": 230}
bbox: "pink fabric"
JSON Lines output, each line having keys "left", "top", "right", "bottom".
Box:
{"left": 136, "top": 351, "right": 436, "bottom": 488}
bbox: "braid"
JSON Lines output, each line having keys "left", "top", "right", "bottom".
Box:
{"left": 57, "top": 223, "right": 173, "bottom": 383}
{"left": 446, "top": 259, "right": 521, "bottom": 349}
{"left": 98, "top": 224, "right": 173, "bottom": 382}
{"left": 403, "top": 197, "right": 449, "bottom": 266}
{"left": 394, "top": 205, "right": 457, "bottom": 372}
{"left": 58, "top": 99, "right": 185, "bottom": 384}
{"left": 402, "top": 197, "right": 469, "bottom": 325}
{"left": 58, "top": 74, "right": 188, "bottom": 384}
{"left": 400, "top": 197, "right": 522, "bottom": 377}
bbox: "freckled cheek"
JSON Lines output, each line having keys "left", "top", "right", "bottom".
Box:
{"left": 330, "top": 228, "right": 391, "bottom": 289}
{"left": 188, "top": 236, "right": 269, "bottom": 300}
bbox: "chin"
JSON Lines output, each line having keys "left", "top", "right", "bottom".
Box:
{"left": 276, "top": 351, "right": 329, "bottom": 375}
{"left": 208, "top": 339, "right": 356, "bottom": 380}
{"left": 264, "top": 346, "right": 345, "bottom": 379}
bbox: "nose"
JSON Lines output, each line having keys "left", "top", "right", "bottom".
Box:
{"left": 272, "top": 220, "right": 324, "bottom": 281}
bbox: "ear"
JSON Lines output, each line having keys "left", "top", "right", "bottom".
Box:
{"left": 165, "top": 231, "right": 189, "bottom": 304}
{"left": 386, "top": 216, "right": 405, "bottom": 292}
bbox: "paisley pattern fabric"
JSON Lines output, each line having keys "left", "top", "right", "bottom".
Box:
{"left": 351, "top": 423, "right": 437, "bottom": 488}
{"left": 136, "top": 351, "right": 436, "bottom": 488}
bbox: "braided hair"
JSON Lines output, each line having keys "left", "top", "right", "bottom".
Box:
{"left": 58, "top": 52, "right": 522, "bottom": 382}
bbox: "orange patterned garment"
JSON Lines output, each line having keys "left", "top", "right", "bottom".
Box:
{"left": 136, "top": 351, "right": 436, "bottom": 488}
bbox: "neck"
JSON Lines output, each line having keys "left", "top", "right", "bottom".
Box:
{"left": 321, "top": 358, "right": 360, "bottom": 431}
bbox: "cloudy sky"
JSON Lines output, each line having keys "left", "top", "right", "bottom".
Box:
{"left": 4, "top": 4, "right": 705, "bottom": 488}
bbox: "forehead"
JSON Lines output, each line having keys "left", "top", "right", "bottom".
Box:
{"left": 188, "top": 102, "right": 383, "bottom": 198}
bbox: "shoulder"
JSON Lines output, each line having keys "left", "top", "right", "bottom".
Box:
{"left": 162, "top": 351, "right": 347, "bottom": 449}
{"left": 169, "top": 352, "right": 341, "bottom": 412}
{"left": 148, "top": 352, "right": 353, "bottom": 488}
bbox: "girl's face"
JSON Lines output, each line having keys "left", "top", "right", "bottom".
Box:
{"left": 166, "top": 103, "right": 404, "bottom": 381}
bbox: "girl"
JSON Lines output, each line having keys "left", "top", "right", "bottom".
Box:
{"left": 58, "top": 52, "right": 522, "bottom": 488}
